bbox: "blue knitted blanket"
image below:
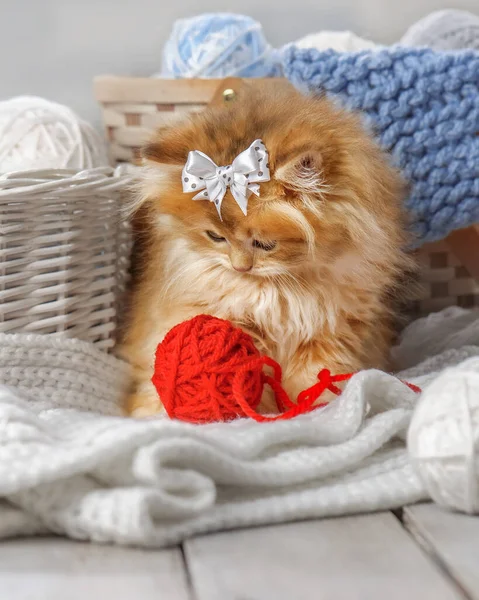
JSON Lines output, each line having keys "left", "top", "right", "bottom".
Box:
{"left": 282, "top": 47, "right": 479, "bottom": 246}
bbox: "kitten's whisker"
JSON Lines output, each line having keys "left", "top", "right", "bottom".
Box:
{"left": 288, "top": 271, "right": 318, "bottom": 295}
{"left": 161, "top": 259, "right": 220, "bottom": 298}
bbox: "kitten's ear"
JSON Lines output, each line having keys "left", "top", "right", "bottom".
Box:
{"left": 141, "top": 113, "right": 193, "bottom": 166}
{"left": 275, "top": 150, "right": 324, "bottom": 194}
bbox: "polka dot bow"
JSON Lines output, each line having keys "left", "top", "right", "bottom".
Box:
{"left": 182, "top": 139, "right": 270, "bottom": 219}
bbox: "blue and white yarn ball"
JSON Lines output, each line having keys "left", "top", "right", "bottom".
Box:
{"left": 161, "top": 13, "right": 281, "bottom": 78}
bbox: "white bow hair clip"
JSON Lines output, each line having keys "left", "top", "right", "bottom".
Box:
{"left": 182, "top": 139, "right": 270, "bottom": 219}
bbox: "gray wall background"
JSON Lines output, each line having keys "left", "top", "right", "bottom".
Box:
{"left": 3, "top": 0, "right": 479, "bottom": 126}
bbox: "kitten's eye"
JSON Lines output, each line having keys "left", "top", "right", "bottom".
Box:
{"left": 253, "top": 239, "right": 277, "bottom": 251}
{"left": 206, "top": 230, "right": 226, "bottom": 243}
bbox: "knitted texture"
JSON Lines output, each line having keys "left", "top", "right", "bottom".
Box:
{"left": 401, "top": 10, "right": 479, "bottom": 51}
{"left": 0, "top": 334, "right": 129, "bottom": 414}
{"left": 1, "top": 309, "right": 479, "bottom": 547}
{"left": 283, "top": 47, "right": 479, "bottom": 245}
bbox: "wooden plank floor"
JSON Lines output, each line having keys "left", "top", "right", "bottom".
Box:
{"left": 185, "top": 512, "right": 460, "bottom": 600}
{"left": 404, "top": 504, "right": 479, "bottom": 600}
{"left": 0, "top": 506, "right": 477, "bottom": 600}
{"left": 0, "top": 538, "right": 191, "bottom": 600}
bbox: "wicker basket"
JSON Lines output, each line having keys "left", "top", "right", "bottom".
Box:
{"left": 94, "top": 76, "right": 479, "bottom": 319}
{"left": 411, "top": 229, "right": 479, "bottom": 317}
{"left": 93, "top": 76, "right": 237, "bottom": 164}
{"left": 0, "top": 166, "right": 132, "bottom": 351}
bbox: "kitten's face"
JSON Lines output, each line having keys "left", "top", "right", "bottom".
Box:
{"left": 151, "top": 170, "right": 359, "bottom": 282}
{"left": 180, "top": 199, "right": 313, "bottom": 276}
{"left": 136, "top": 80, "right": 406, "bottom": 282}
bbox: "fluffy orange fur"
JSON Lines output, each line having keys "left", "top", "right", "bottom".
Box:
{"left": 119, "top": 80, "right": 414, "bottom": 417}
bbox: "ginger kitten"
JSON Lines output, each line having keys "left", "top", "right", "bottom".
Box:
{"left": 119, "top": 81, "right": 413, "bottom": 417}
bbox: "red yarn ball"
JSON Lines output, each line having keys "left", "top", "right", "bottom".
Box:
{"left": 152, "top": 315, "right": 265, "bottom": 423}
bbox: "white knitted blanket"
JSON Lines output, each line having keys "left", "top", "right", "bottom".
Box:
{"left": 1, "top": 307, "right": 478, "bottom": 548}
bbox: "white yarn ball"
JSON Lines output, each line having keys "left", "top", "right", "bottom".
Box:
{"left": 408, "top": 357, "right": 479, "bottom": 514}
{"left": 161, "top": 13, "right": 280, "bottom": 79}
{"left": 293, "top": 30, "right": 377, "bottom": 52}
{"left": 0, "top": 96, "right": 109, "bottom": 173}
{"left": 400, "top": 9, "right": 479, "bottom": 50}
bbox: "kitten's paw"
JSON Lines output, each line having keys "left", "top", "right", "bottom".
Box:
{"left": 125, "top": 391, "right": 164, "bottom": 418}
{"left": 258, "top": 384, "right": 279, "bottom": 414}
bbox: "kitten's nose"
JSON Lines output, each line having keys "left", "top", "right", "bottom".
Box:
{"left": 230, "top": 249, "right": 253, "bottom": 272}
{"left": 233, "top": 265, "right": 252, "bottom": 272}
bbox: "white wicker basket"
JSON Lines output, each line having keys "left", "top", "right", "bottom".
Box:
{"left": 0, "top": 166, "right": 132, "bottom": 351}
